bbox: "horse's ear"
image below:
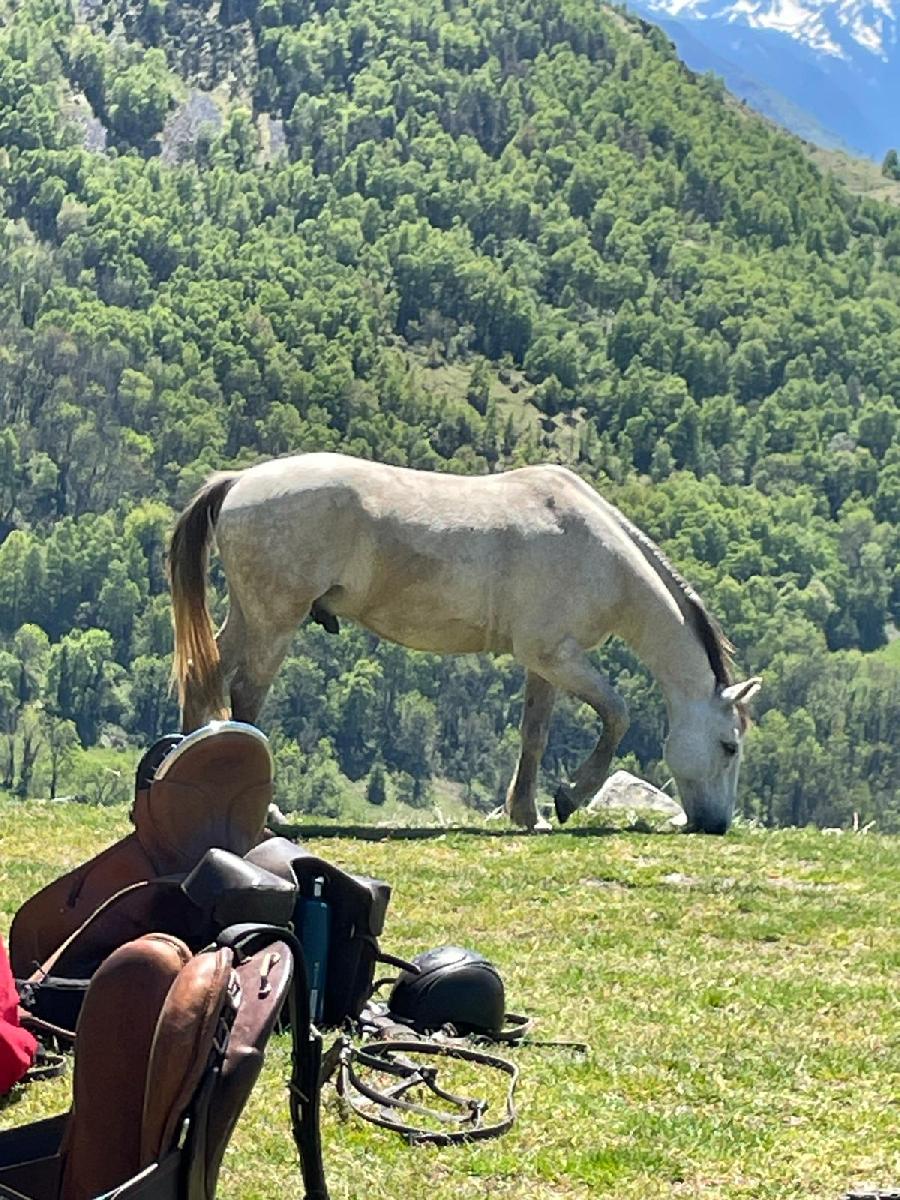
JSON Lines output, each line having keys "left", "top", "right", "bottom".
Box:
{"left": 720, "top": 677, "right": 762, "bottom": 706}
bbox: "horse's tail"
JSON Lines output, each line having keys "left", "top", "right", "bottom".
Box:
{"left": 168, "top": 471, "right": 242, "bottom": 726}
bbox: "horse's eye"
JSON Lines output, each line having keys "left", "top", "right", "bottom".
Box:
{"left": 722, "top": 742, "right": 739, "bottom": 758}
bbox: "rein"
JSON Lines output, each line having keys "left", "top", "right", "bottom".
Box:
{"left": 333, "top": 1032, "right": 520, "bottom": 1146}
{"left": 326, "top": 1005, "right": 588, "bottom": 1146}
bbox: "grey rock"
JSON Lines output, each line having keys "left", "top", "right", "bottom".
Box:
{"left": 586, "top": 770, "right": 687, "bottom": 826}
{"left": 160, "top": 90, "right": 223, "bottom": 165}
{"left": 266, "top": 802, "right": 290, "bottom": 829}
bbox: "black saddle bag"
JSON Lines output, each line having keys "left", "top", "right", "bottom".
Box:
{"left": 246, "top": 838, "right": 392, "bottom": 1028}
{"left": 17, "top": 850, "right": 296, "bottom": 1041}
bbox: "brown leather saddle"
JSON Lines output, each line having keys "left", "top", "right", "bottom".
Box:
{"left": 0, "top": 925, "right": 327, "bottom": 1200}
{"left": 3, "top": 723, "right": 328, "bottom": 1200}
{"left": 9, "top": 722, "right": 274, "bottom": 982}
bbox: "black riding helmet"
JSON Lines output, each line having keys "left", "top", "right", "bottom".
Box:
{"left": 134, "top": 734, "right": 184, "bottom": 794}
{"left": 387, "top": 945, "right": 506, "bottom": 1037}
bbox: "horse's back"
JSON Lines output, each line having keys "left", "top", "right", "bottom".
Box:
{"left": 219, "top": 453, "right": 599, "bottom": 529}
{"left": 213, "top": 454, "right": 638, "bottom": 652}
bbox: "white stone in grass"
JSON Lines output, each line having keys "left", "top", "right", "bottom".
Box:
{"left": 586, "top": 770, "right": 687, "bottom": 827}
{"left": 266, "top": 802, "right": 290, "bottom": 829}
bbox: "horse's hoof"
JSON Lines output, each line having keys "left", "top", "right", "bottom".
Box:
{"left": 554, "top": 786, "right": 577, "bottom": 825}
{"left": 532, "top": 815, "right": 553, "bottom": 834}
{"left": 507, "top": 810, "right": 532, "bottom": 830}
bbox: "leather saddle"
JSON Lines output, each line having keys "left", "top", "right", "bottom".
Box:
{"left": 0, "top": 925, "right": 327, "bottom": 1200}
{"left": 9, "top": 722, "right": 274, "bottom": 981}
{"left": 3, "top": 722, "right": 334, "bottom": 1199}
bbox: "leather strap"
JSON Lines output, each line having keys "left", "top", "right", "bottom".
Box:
{"left": 215, "top": 925, "right": 329, "bottom": 1200}
{"left": 485, "top": 1011, "right": 533, "bottom": 1044}
{"left": 22, "top": 1045, "right": 66, "bottom": 1084}
{"left": 17, "top": 1009, "right": 78, "bottom": 1048}
{"left": 335, "top": 1034, "right": 519, "bottom": 1145}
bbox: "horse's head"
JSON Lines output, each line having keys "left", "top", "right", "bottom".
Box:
{"left": 663, "top": 678, "right": 762, "bottom": 834}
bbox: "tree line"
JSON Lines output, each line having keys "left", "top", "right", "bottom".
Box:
{"left": 0, "top": 0, "right": 897, "bottom": 827}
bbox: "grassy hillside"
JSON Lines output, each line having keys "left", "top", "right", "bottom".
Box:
{"left": 2, "top": 800, "right": 898, "bottom": 1198}
{"left": 806, "top": 146, "right": 900, "bottom": 208}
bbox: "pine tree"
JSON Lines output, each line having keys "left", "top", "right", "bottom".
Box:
{"left": 366, "top": 759, "right": 387, "bottom": 806}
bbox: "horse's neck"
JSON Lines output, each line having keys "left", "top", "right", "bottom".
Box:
{"left": 618, "top": 573, "right": 716, "bottom": 711}
{"left": 590, "top": 495, "right": 716, "bottom": 707}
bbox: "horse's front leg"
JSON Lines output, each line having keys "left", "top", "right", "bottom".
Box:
{"left": 521, "top": 639, "right": 629, "bottom": 824}
{"left": 553, "top": 722, "right": 627, "bottom": 823}
{"left": 505, "top": 671, "right": 556, "bottom": 832}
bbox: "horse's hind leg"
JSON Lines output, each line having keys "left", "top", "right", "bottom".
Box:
{"left": 217, "top": 587, "right": 310, "bottom": 726}
{"left": 506, "top": 672, "right": 556, "bottom": 831}
{"left": 228, "top": 622, "right": 298, "bottom": 725}
{"left": 212, "top": 599, "right": 249, "bottom": 718}
{"left": 519, "top": 638, "right": 629, "bottom": 824}
{"left": 181, "top": 604, "right": 243, "bottom": 731}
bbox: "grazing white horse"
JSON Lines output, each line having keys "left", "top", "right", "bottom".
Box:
{"left": 169, "top": 453, "right": 760, "bottom": 833}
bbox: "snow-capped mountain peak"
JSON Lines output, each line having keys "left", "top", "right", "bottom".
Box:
{"left": 640, "top": 0, "right": 897, "bottom": 60}
{"left": 627, "top": 0, "right": 899, "bottom": 158}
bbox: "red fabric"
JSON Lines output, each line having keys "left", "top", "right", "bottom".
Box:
{"left": 0, "top": 934, "right": 36, "bottom": 1094}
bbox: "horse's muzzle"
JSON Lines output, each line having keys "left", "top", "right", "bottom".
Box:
{"left": 685, "top": 815, "right": 731, "bottom": 835}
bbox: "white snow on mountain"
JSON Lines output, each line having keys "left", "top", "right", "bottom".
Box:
{"left": 627, "top": 0, "right": 898, "bottom": 157}
{"left": 638, "top": 0, "right": 897, "bottom": 61}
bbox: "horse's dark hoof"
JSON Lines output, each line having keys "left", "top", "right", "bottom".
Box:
{"left": 554, "top": 786, "right": 577, "bottom": 825}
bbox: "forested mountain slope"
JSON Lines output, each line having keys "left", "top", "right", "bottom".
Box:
{"left": 0, "top": 0, "right": 898, "bottom": 827}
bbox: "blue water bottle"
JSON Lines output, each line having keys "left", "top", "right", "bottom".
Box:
{"left": 299, "top": 877, "right": 330, "bottom": 1025}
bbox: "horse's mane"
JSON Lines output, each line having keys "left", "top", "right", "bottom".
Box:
{"left": 610, "top": 508, "right": 748, "bottom": 722}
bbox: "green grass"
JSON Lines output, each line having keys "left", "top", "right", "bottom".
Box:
{"left": 805, "top": 146, "right": 900, "bottom": 207}
{"left": 874, "top": 636, "right": 900, "bottom": 666}
{"left": 2, "top": 800, "right": 899, "bottom": 1199}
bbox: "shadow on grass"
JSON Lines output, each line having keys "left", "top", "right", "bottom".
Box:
{"left": 272, "top": 821, "right": 669, "bottom": 841}
{"left": 0, "top": 1085, "right": 28, "bottom": 1116}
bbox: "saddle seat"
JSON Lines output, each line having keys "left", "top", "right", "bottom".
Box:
{"left": 0, "top": 928, "right": 295, "bottom": 1200}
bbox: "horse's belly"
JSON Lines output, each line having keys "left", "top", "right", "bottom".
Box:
{"left": 331, "top": 569, "right": 505, "bottom": 654}
{"left": 322, "top": 520, "right": 511, "bottom": 653}
{"left": 361, "top": 612, "right": 495, "bottom": 654}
